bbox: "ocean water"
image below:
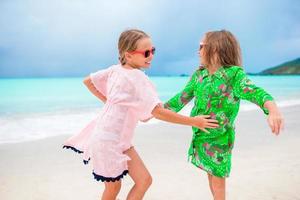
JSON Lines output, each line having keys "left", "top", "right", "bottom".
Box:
{"left": 1, "top": 75, "right": 300, "bottom": 143}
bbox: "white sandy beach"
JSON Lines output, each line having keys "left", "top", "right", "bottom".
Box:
{"left": 0, "top": 105, "right": 299, "bottom": 200}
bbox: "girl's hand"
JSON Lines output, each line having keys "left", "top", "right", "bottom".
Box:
{"left": 191, "top": 115, "right": 219, "bottom": 133}
{"left": 152, "top": 107, "right": 218, "bottom": 130}
{"left": 264, "top": 101, "right": 284, "bottom": 135}
{"left": 267, "top": 111, "right": 284, "bottom": 135}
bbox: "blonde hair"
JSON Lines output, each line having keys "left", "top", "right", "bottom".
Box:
{"left": 118, "top": 29, "right": 149, "bottom": 65}
{"left": 201, "top": 30, "right": 242, "bottom": 68}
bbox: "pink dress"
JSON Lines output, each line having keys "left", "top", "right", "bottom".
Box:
{"left": 63, "top": 64, "right": 161, "bottom": 182}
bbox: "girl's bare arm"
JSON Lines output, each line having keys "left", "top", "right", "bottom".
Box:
{"left": 151, "top": 106, "right": 218, "bottom": 132}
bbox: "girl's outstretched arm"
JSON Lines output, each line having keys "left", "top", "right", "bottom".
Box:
{"left": 263, "top": 101, "right": 284, "bottom": 135}
{"left": 232, "top": 68, "right": 284, "bottom": 135}
{"left": 152, "top": 105, "right": 219, "bottom": 133}
{"left": 83, "top": 76, "right": 107, "bottom": 103}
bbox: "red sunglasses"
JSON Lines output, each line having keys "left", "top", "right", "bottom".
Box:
{"left": 130, "top": 47, "right": 156, "bottom": 58}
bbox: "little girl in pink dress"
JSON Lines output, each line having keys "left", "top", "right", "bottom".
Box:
{"left": 63, "top": 63, "right": 163, "bottom": 180}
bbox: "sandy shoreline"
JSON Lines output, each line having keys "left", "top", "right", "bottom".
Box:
{"left": 0, "top": 105, "right": 299, "bottom": 200}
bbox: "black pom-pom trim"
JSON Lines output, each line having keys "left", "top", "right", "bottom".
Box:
{"left": 83, "top": 158, "right": 90, "bottom": 165}
{"left": 93, "top": 170, "right": 129, "bottom": 182}
{"left": 63, "top": 145, "right": 83, "bottom": 154}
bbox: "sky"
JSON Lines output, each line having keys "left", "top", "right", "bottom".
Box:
{"left": 0, "top": 0, "right": 299, "bottom": 77}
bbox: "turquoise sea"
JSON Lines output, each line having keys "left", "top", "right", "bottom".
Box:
{"left": 1, "top": 75, "right": 300, "bottom": 115}
{"left": 0, "top": 75, "right": 300, "bottom": 143}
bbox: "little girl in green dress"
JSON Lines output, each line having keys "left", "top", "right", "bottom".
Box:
{"left": 164, "top": 30, "right": 284, "bottom": 200}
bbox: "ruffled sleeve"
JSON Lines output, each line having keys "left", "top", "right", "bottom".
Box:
{"left": 90, "top": 67, "right": 113, "bottom": 96}
{"left": 137, "top": 75, "right": 162, "bottom": 121}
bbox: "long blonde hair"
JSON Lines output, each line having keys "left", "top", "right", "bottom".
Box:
{"left": 201, "top": 30, "right": 242, "bottom": 68}
{"left": 118, "top": 29, "right": 149, "bottom": 65}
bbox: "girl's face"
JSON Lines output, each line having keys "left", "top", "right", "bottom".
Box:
{"left": 198, "top": 36, "right": 219, "bottom": 68}
{"left": 198, "top": 37, "right": 206, "bottom": 65}
{"left": 126, "top": 37, "right": 155, "bottom": 69}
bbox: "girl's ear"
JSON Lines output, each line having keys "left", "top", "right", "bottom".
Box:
{"left": 125, "top": 52, "right": 132, "bottom": 62}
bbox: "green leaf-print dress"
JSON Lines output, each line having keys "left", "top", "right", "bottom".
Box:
{"left": 164, "top": 66, "right": 273, "bottom": 177}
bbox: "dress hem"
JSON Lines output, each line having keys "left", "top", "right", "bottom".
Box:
{"left": 190, "top": 160, "right": 229, "bottom": 178}
{"left": 63, "top": 145, "right": 90, "bottom": 164}
{"left": 93, "top": 170, "right": 129, "bottom": 182}
{"left": 63, "top": 145, "right": 83, "bottom": 153}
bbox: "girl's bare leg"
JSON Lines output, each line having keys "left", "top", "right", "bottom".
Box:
{"left": 211, "top": 175, "right": 226, "bottom": 200}
{"left": 102, "top": 181, "right": 121, "bottom": 200}
{"left": 124, "top": 147, "right": 152, "bottom": 200}
{"left": 207, "top": 173, "right": 215, "bottom": 196}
